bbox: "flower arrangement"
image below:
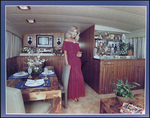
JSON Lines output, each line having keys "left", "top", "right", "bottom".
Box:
{"left": 22, "top": 47, "right": 34, "bottom": 53}
{"left": 27, "top": 55, "right": 47, "bottom": 74}
{"left": 21, "top": 47, "right": 49, "bottom": 74}
{"left": 27, "top": 56, "right": 46, "bottom": 67}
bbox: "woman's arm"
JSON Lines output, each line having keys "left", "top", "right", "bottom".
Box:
{"left": 76, "top": 42, "right": 82, "bottom": 57}
{"left": 64, "top": 50, "right": 71, "bottom": 68}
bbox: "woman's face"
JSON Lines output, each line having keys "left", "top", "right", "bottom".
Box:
{"left": 70, "top": 29, "right": 78, "bottom": 39}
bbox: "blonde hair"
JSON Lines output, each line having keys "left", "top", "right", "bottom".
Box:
{"left": 66, "top": 26, "right": 80, "bottom": 41}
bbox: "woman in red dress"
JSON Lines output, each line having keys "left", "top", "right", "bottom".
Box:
{"left": 62, "top": 26, "right": 85, "bottom": 102}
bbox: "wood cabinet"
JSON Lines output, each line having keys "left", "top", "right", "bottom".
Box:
{"left": 80, "top": 25, "right": 145, "bottom": 94}
{"left": 114, "top": 60, "right": 135, "bottom": 83}
{"left": 23, "top": 33, "right": 64, "bottom": 47}
{"left": 134, "top": 60, "right": 145, "bottom": 89}
{"left": 99, "top": 59, "right": 145, "bottom": 94}
{"left": 101, "top": 64, "right": 114, "bottom": 94}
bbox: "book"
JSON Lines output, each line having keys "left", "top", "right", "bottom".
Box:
{"left": 120, "top": 102, "right": 145, "bottom": 114}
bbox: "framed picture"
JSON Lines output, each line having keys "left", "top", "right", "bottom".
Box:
{"left": 57, "top": 37, "right": 61, "bottom": 45}
{"left": 27, "top": 36, "right": 33, "bottom": 45}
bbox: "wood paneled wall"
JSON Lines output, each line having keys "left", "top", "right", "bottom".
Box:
{"left": 79, "top": 25, "right": 145, "bottom": 95}
{"left": 6, "top": 56, "right": 18, "bottom": 79}
{"left": 80, "top": 25, "right": 100, "bottom": 93}
{"left": 99, "top": 59, "right": 145, "bottom": 94}
{"left": 7, "top": 56, "right": 65, "bottom": 81}
{"left": 41, "top": 56, "right": 65, "bottom": 81}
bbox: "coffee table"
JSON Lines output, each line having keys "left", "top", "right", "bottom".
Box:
{"left": 100, "top": 93, "right": 144, "bottom": 114}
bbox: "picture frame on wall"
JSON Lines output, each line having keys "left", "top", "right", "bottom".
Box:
{"left": 27, "top": 36, "right": 33, "bottom": 45}
{"left": 57, "top": 37, "right": 61, "bottom": 45}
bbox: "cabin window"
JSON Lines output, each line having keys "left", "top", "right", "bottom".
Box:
{"left": 6, "top": 31, "right": 22, "bottom": 59}
{"left": 126, "top": 37, "right": 146, "bottom": 59}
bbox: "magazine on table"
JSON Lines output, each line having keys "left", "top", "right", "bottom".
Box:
{"left": 120, "top": 102, "right": 145, "bottom": 114}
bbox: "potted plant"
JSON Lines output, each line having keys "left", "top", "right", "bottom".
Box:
{"left": 119, "top": 42, "right": 128, "bottom": 55}
{"left": 111, "top": 78, "right": 140, "bottom": 102}
{"left": 127, "top": 43, "right": 134, "bottom": 56}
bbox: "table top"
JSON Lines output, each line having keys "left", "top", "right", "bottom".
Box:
{"left": 7, "top": 67, "right": 61, "bottom": 102}
{"left": 100, "top": 93, "right": 145, "bottom": 113}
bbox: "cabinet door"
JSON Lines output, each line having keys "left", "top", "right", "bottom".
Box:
{"left": 101, "top": 67, "right": 114, "bottom": 94}
{"left": 114, "top": 66, "right": 134, "bottom": 83}
{"left": 114, "top": 60, "right": 134, "bottom": 84}
{"left": 134, "top": 66, "right": 145, "bottom": 89}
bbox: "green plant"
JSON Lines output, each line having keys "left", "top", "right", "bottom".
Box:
{"left": 127, "top": 43, "right": 134, "bottom": 51}
{"left": 119, "top": 42, "right": 127, "bottom": 51}
{"left": 111, "top": 78, "right": 140, "bottom": 99}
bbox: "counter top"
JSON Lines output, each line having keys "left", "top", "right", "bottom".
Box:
{"left": 20, "top": 53, "right": 64, "bottom": 56}
{"left": 94, "top": 55, "right": 138, "bottom": 60}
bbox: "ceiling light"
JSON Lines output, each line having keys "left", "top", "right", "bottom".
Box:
{"left": 26, "top": 19, "right": 36, "bottom": 24}
{"left": 17, "top": 6, "right": 31, "bottom": 10}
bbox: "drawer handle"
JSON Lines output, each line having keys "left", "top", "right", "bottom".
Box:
{"left": 107, "top": 62, "right": 111, "bottom": 64}
{"left": 125, "top": 62, "right": 127, "bottom": 63}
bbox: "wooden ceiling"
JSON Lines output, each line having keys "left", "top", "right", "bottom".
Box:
{"left": 6, "top": 5, "right": 146, "bottom": 36}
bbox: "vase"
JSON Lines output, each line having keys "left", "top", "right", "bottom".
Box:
{"left": 127, "top": 50, "right": 133, "bottom": 56}
{"left": 116, "top": 95, "right": 131, "bottom": 103}
{"left": 32, "top": 64, "right": 43, "bottom": 74}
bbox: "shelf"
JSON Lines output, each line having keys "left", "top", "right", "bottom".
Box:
{"left": 20, "top": 53, "right": 56, "bottom": 56}
{"left": 95, "top": 38, "right": 120, "bottom": 42}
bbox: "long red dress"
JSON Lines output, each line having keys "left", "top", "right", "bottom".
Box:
{"left": 62, "top": 41, "right": 85, "bottom": 99}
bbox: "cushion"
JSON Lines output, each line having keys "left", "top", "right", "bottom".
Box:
{"left": 6, "top": 87, "right": 26, "bottom": 113}
{"left": 24, "top": 101, "right": 51, "bottom": 113}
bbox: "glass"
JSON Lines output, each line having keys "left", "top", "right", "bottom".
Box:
{"left": 44, "top": 67, "right": 49, "bottom": 80}
{"left": 28, "top": 66, "right": 32, "bottom": 78}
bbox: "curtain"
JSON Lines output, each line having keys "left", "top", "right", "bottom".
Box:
{"left": 6, "top": 31, "right": 22, "bottom": 59}
{"left": 126, "top": 37, "right": 146, "bottom": 59}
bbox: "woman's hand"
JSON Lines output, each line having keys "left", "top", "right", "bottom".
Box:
{"left": 66, "top": 64, "right": 71, "bottom": 68}
{"left": 77, "top": 51, "right": 82, "bottom": 57}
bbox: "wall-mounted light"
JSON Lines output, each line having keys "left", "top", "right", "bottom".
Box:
{"left": 26, "top": 19, "right": 36, "bottom": 24}
{"left": 17, "top": 6, "right": 31, "bottom": 10}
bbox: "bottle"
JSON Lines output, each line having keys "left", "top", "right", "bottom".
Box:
{"left": 111, "top": 47, "right": 114, "bottom": 55}
{"left": 95, "top": 40, "right": 98, "bottom": 47}
{"left": 117, "top": 45, "right": 120, "bottom": 54}
{"left": 112, "top": 44, "right": 114, "bottom": 48}
{"left": 114, "top": 44, "right": 117, "bottom": 54}
{"left": 108, "top": 44, "right": 111, "bottom": 52}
